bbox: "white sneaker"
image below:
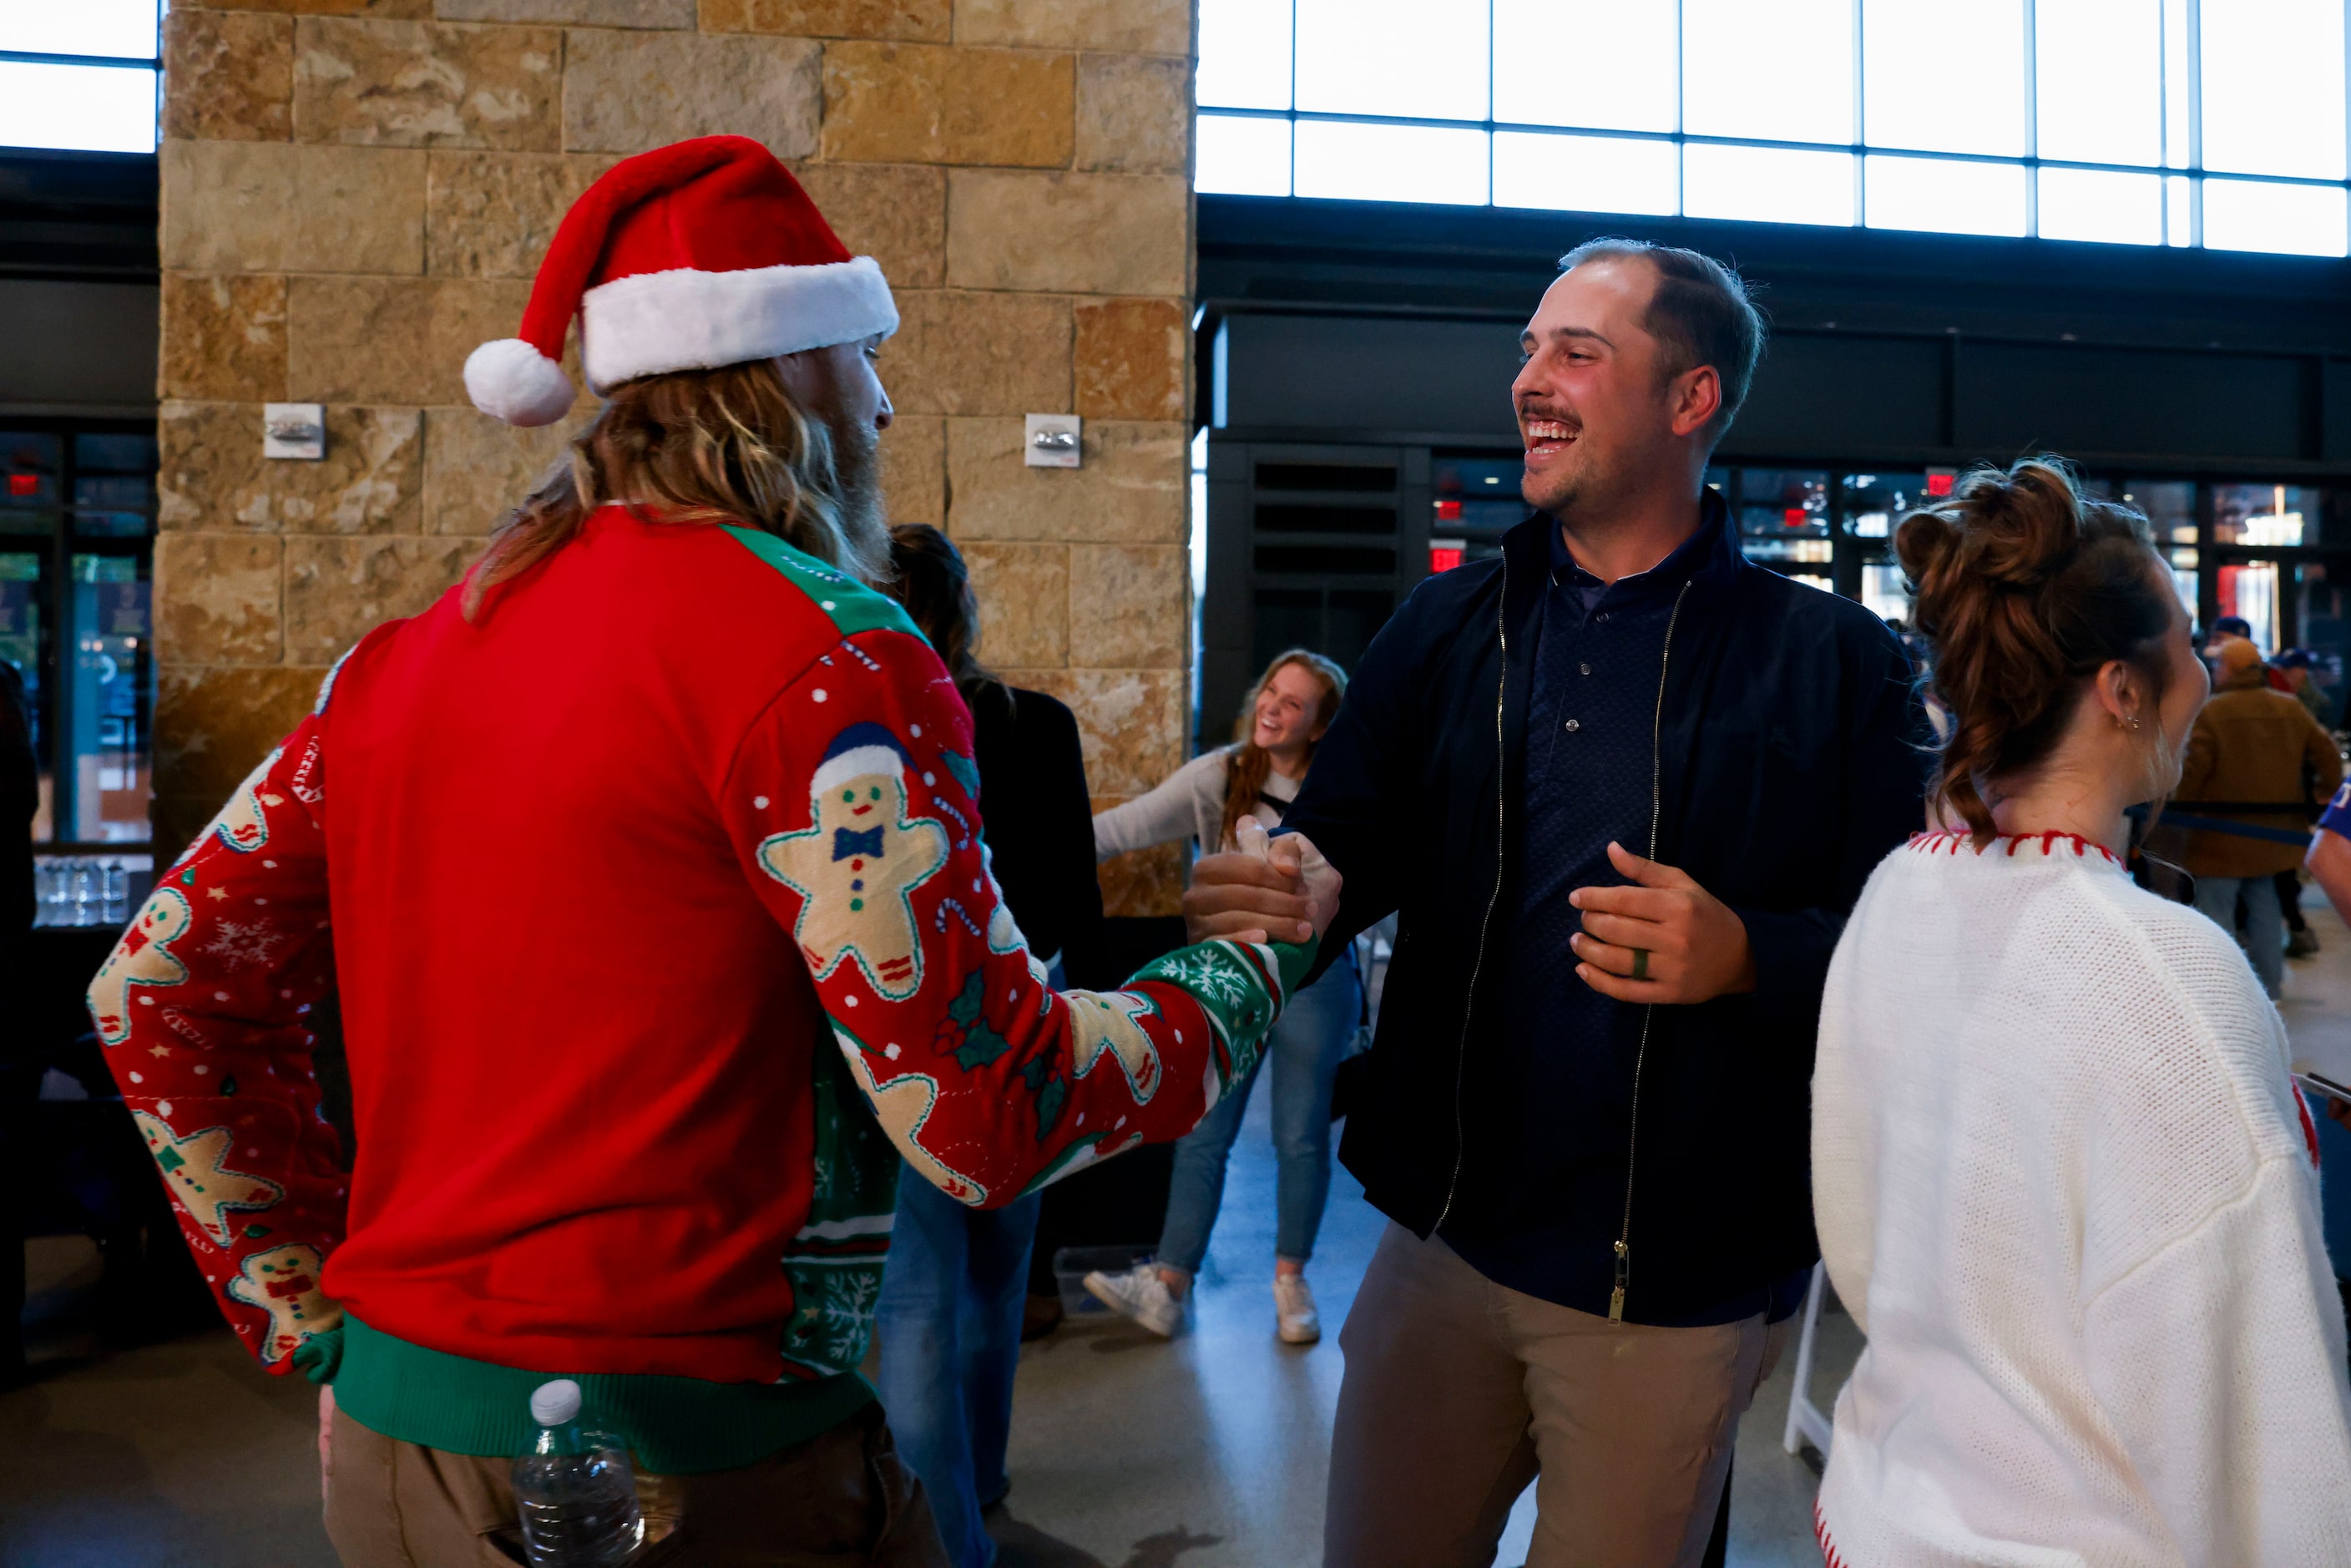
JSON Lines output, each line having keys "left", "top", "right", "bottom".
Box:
{"left": 1274, "top": 1273, "right": 1321, "bottom": 1344}
{"left": 1083, "top": 1262, "right": 1186, "bottom": 1338}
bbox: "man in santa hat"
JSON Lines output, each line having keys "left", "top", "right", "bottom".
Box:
{"left": 93, "top": 135, "right": 1334, "bottom": 1564}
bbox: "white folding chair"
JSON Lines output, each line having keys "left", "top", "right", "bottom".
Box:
{"left": 1781, "top": 1260, "right": 1837, "bottom": 1459}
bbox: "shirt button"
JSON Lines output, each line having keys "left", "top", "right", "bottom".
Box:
{"left": 1564, "top": 719, "right": 1581, "bottom": 732}
{"left": 1579, "top": 662, "right": 1591, "bottom": 676}
{"left": 1595, "top": 612, "right": 1611, "bottom": 624}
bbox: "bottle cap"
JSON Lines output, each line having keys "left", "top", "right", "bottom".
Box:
{"left": 529, "top": 1378, "right": 583, "bottom": 1428}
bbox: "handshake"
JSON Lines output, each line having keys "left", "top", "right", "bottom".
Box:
{"left": 1181, "top": 820, "right": 1344, "bottom": 948}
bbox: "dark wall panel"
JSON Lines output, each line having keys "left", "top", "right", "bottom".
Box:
{"left": 1221, "top": 314, "right": 1519, "bottom": 436}
{"left": 2325, "top": 359, "right": 2351, "bottom": 463}
{"left": 1956, "top": 342, "right": 2301, "bottom": 460}
{"left": 0, "top": 279, "right": 159, "bottom": 410}
{"left": 1726, "top": 335, "right": 1946, "bottom": 455}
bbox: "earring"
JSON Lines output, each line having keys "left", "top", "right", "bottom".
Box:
{"left": 2117, "top": 715, "right": 2143, "bottom": 731}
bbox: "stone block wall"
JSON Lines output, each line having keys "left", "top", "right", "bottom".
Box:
{"left": 155, "top": 0, "right": 1195, "bottom": 913}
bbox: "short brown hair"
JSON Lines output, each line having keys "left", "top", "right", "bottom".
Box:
{"left": 1897, "top": 458, "right": 2177, "bottom": 843}
{"left": 463, "top": 358, "right": 885, "bottom": 620}
{"left": 1557, "top": 238, "right": 1766, "bottom": 438}
{"left": 885, "top": 523, "right": 994, "bottom": 693}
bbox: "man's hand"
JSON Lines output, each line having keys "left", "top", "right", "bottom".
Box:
{"left": 1183, "top": 824, "right": 1342, "bottom": 947}
{"left": 1567, "top": 841, "right": 1756, "bottom": 1004}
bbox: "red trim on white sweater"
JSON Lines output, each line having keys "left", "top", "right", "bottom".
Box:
{"left": 1815, "top": 1497, "right": 1851, "bottom": 1567}
{"left": 1907, "top": 828, "right": 2124, "bottom": 867}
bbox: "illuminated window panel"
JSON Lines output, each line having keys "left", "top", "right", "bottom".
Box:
{"left": 1682, "top": 0, "right": 1854, "bottom": 147}
{"left": 1293, "top": 120, "right": 1489, "bottom": 206}
{"left": 0, "top": 62, "right": 158, "bottom": 154}
{"left": 1865, "top": 155, "right": 2028, "bottom": 236}
{"left": 2202, "top": 178, "right": 2349, "bottom": 258}
{"left": 1684, "top": 144, "right": 1854, "bottom": 227}
{"left": 1, "top": 0, "right": 160, "bottom": 60}
{"left": 1295, "top": 0, "right": 1489, "bottom": 123}
{"left": 1864, "top": 0, "right": 2026, "bottom": 159}
{"left": 2036, "top": 0, "right": 2163, "bottom": 169}
{"left": 1492, "top": 131, "right": 1677, "bottom": 216}
{"left": 2037, "top": 167, "right": 2164, "bottom": 246}
{"left": 1197, "top": 114, "right": 1293, "bottom": 198}
{"left": 1196, "top": 0, "right": 1294, "bottom": 111}
{"left": 2201, "top": 0, "right": 2346, "bottom": 181}
{"left": 1493, "top": 0, "right": 1676, "bottom": 133}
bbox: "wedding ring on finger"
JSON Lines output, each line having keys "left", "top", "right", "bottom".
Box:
{"left": 1631, "top": 948, "right": 1650, "bottom": 981}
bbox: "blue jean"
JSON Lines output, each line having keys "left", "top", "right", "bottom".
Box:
{"left": 2193, "top": 873, "right": 2284, "bottom": 998}
{"left": 1158, "top": 953, "right": 1363, "bottom": 1274}
{"left": 875, "top": 1173, "right": 1040, "bottom": 1568}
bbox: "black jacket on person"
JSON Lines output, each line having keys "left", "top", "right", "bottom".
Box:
{"left": 1283, "top": 493, "right": 1929, "bottom": 1323}
{"left": 963, "top": 680, "right": 1102, "bottom": 983}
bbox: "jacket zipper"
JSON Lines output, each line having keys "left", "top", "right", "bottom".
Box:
{"left": 1432, "top": 554, "right": 1511, "bottom": 1233}
{"left": 1610, "top": 578, "right": 1692, "bottom": 1323}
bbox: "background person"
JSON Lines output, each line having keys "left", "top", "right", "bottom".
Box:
{"left": 874, "top": 524, "right": 1100, "bottom": 1568}
{"left": 2177, "top": 635, "right": 2343, "bottom": 997}
{"left": 1186, "top": 240, "right": 1926, "bottom": 1567}
{"left": 1813, "top": 458, "right": 2351, "bottom": 1564}
{"left": 1084, "top": 651, "right": 1363, "bottom": 1346}
{"left": 88, "top": 138, "right": 1332, "bottom": 1566}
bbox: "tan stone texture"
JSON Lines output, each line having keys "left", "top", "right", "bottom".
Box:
{"left": 159, "top": 402, "right": 424, "bottom": 534}
{"left": 1074, "top": 297, "right": 1185, "bottom": 422}
{"left": 163, "top": 10, "right": 296, "bottom": 141}
{"left": 426, "top": 151, "right": 617, "bottom": 276}
{"left": 155, "top": 534, "right": 284, "bottom": 665}
{"left": 1014, "top": 666, "right": 1184, "bottom": 797}
{"left": 887, "top": 292, "right": 1071, "bottom": 417}
{"left": 292, "top": 18, "right": 561, "bottom": 149}
{"left": 437, "top": 0, "right": 694, "bottom": 24}
{"left": 1095, "top": 839, "right": 1181, "bottom": 918}
{"left": 947, "top": 171, "right": 1187, "bottom": 296}
{"left": 945, "top": 419, "right": 1186, "bottom": 543}
{"left": 284, "top": 535, "right": 484, "bottom": 662}
{"left": 163, "top": 141, "right": 427, "bottom": 275}
{"left": 1069, "top": 544, "right": 1183, "bottom": 668}
{"left": 961, "top": 542, "right": 1066, "bottom": 668}
{"left": 422, "top": 405, "right": 586, "bottom": 534}
{"left": 161, "top": 274, "right": 290, "bottom": 402}
{"left": 196, "top": 0, "right": 431, "bottom": 15}
{"left": 877, "top": 413, "right": 944, "bottom": 526}
{"left": 699, "top": 0, "right": 948, "bottom": 41}
{"left": 562, "top": 30, "right": 822, "bottom": 157}
{"left": 286, "top": 276, "right": 533, "bottom": 404}
{"left": 154, "top": 665, "right": 331, "bottom": 860}
{"left": 822, "top": 43, "right": 1073, "bottom": 168}
{"left": 1075, "top": 53, "right": 1189, "bottom": 175}
{"left": 794, "top": 163, "right": 946, "bottom": 288}
{"left": 953, "top": 0, "right": 1190, "bottom": 54}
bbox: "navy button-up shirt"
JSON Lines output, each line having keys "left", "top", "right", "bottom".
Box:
{"left": 1441, "top": 506, "right": 1807, "bottom": 1326}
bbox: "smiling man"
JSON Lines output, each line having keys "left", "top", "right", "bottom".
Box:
{"left": 1188, "top": 240, "right": 1928, "bottom": 1565}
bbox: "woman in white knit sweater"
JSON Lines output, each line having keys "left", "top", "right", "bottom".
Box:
{"left": 1813, "top": 459, "right": 2351, "bottom": 1565}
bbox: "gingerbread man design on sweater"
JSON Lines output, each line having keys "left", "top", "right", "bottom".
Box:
{"left": 211, "top": 745, "right": 285, "bottom": 853}
{"left": 133, "top": 1108, "right": 286, "bottom": 1247}
{"left": 759, "top": 724, "right": 949, "bottom": 1001}
{"left": 225, "top": 1243, "right": 339, "bottom": 1365}
{"left": 1063, "top": 990, "right": 1165, "bottom": 1103}
{"left": 88, "top": 888, "right": 195, "bottom": 1046}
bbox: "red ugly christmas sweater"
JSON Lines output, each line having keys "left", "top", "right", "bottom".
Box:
{"left": 90, "top": 504, "right": 1307, "bottom": 1470}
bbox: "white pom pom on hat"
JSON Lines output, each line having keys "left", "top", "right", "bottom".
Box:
{"left": 463, "top": 339, "right": 577, "bottom": 428}
{"left": 463, "top": 134, "right": 899, "bottom": 427}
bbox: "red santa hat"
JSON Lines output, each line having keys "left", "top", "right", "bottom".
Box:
{"left": 463, "top": 135, "right": 898, "bottom": 427}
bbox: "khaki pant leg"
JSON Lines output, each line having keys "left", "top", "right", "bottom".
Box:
{"left": 322, "top": 1402, "right": 525, "bottom": 1568}
{"left": 1507, "top": 1297, "right": 1772, "bottom": 1568}
{"left": 1323, "top": 1223, "right": 1541, "bottom": 1568}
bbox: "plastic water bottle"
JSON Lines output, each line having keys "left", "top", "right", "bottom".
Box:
{"left": 511, "top": 1379, "right": 645, "bottom": 1567}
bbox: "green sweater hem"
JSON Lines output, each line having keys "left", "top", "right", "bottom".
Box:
{"left": 331, "top": 1313, "right": 873, "bottom": 1474}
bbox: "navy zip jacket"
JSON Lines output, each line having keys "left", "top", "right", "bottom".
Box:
{"left": 1284, "top": 490, "right": 1929, "bottom": 1324}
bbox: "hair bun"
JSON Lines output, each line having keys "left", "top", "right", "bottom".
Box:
{"left": 1893, "top": 508, "right": 1962, "bottom": 589}
{"left": 1953, "top": 459, "right": 2083, "bottom": 588}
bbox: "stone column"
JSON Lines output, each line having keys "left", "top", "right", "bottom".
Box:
{"left": 154, "top": 0, "right": 1195, "bottom": 914}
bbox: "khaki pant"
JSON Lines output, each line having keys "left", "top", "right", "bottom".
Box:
{"left": 322, "top": 1393, "right": 948, "bottom": 1568}
{"left": 1324, "top": 1223, "right": 1786, "bottom": 1568}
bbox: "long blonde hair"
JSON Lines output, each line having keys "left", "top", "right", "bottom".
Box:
{"left": 1218, "top": 650, "right": 1347, "bottom": 851}
{"left": 463, "top": 358, "right": 887, "bottom": 620}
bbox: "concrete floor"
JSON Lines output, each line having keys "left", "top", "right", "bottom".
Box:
{"left": 9, "top": 884, "right": 2344, "bottom": 1566}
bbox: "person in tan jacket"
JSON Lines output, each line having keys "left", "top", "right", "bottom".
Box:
{"left": 2177, "top": 636, "right": 2344, "bottom": 996}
